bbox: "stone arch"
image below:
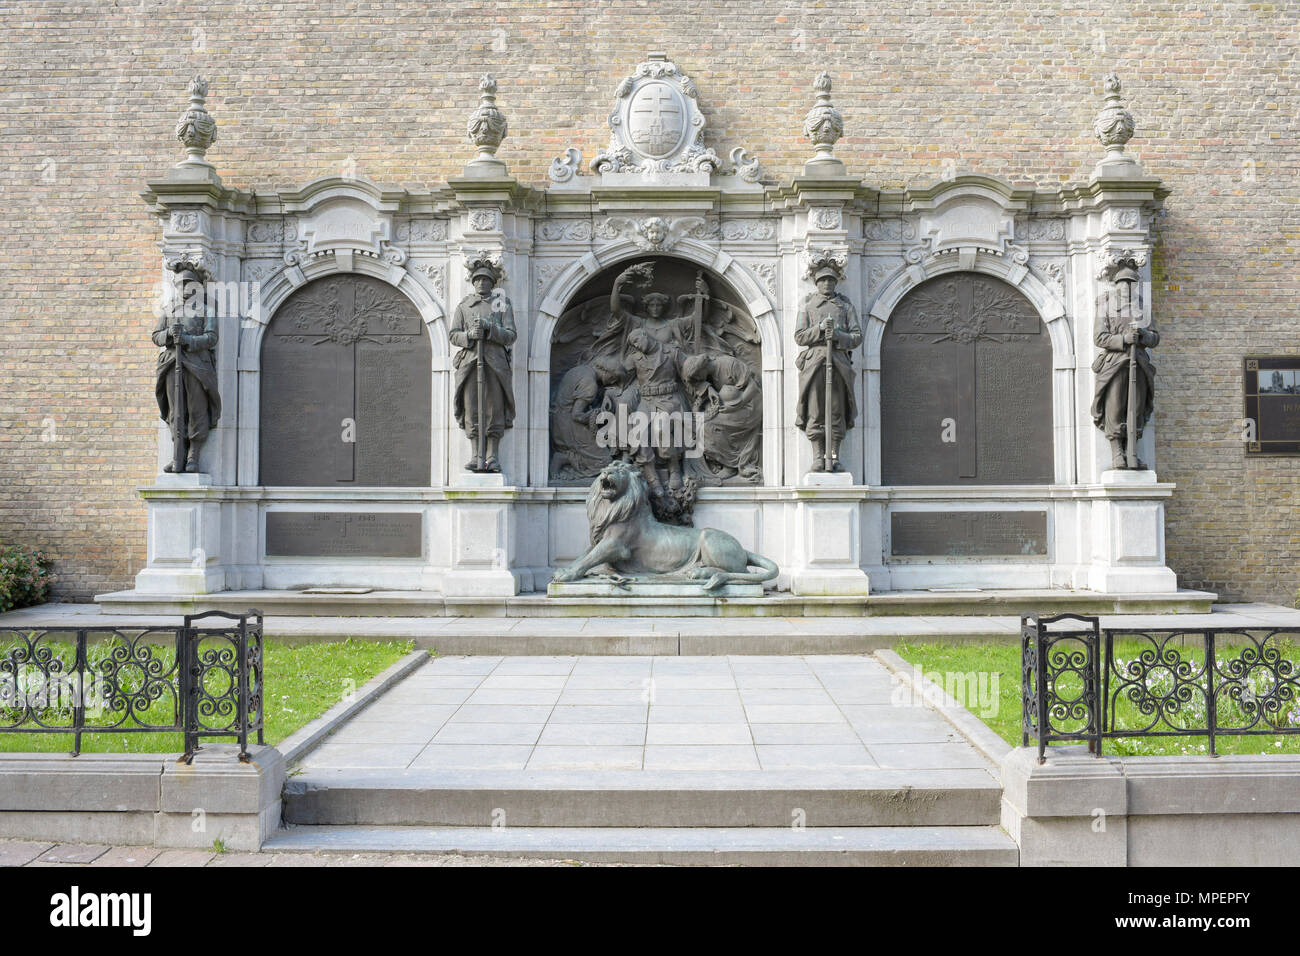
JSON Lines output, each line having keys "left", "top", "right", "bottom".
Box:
{"left": 535, "top": 247, "right": 776, "bottom": 488}
{"left": 235, "top": 251, "right": 451, "bottom": 487}
{"left": 532, "top": 239, "right": 780, "bottom": 370}
{"left": 863, "top": 250, "right": 1076, "bottom": 485}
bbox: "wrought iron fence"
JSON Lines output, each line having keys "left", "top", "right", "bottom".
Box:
{"left": 1022, "top": 613, "right": 1300, "bottom": 762}
{"left": 0, "top": 609, "right": 263, "bottom": 761}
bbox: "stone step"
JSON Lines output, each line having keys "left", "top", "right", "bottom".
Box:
{"left": 94, "top": 586, "right": 1216, "bottom": 620}
{"left": 282, "top": 768, "right": 1004, "bottom": 828}
{"left": 263, "top": 823, "right": 1019, "bottom": 866}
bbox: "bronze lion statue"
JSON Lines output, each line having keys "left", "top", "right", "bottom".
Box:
{"left": 551, "top": 460, "right": 779, "bottom": 592}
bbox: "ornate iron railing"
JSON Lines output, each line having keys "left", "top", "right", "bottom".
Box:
{"left": 1022, "top": 613, "right": 1300, "bottom": 762}
{"left": 0, "top": 609, "right": 263, "bottom": 761}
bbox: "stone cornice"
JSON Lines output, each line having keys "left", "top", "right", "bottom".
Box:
{"left": 766, "top": 174, "right": 864, "bottom": 212}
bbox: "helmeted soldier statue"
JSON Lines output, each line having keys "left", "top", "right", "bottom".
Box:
{"left": 794, "top": 252, "right": 862, "bottom": 472}
{"left": 1091, "top": 251, "right": 1158, "bottom": 470}
{"left": 450, "top": 254, "right": 516, "bottom": 473}
{"left": 153, "top": 257, "right": 221, "bottom": 473}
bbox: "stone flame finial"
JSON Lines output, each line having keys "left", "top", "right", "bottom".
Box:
{"left": 173, "top": 75, "right": 218, "bottom": 176}
{"left": 1092, "top": 72, "right": 1142, "bottom": 179}
{"left": 802, "top": 71, "right": 845, "bottom": 176}
{"left": 465, "top": 73, "right": 509, "bottom": 178}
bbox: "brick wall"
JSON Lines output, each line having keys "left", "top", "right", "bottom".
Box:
{"left": 0, "top": 0, "right": 1295, "bottom": 602}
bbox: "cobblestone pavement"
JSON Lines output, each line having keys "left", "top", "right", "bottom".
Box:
{"left": 0, "top": 840, "right": 623, "bottom": 867}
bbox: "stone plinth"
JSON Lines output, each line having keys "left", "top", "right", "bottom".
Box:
{"left": 133, "top": 474, "right": 225, "bottom": 595}
{"left": 547, "top": 580, "right": 766, "bottom": 599}
{"left": 1087, "top": 470, "right": 1179, "bottom": 593}
{"left": 789, "top": 471, "right": 870, "bottom": 597}
{"left": 441, "top": 477, "right": 523, "bottom": 597}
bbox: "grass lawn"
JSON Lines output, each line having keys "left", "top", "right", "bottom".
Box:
{"left": 894, "top": 639, "right": 1300, "bottom": 757}
{"left": 0, "top": 637, "right": 416, "bottom": 754}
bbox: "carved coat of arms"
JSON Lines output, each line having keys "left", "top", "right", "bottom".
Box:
{"left": 591, "top": 53, "right": 722, "bottom": 175}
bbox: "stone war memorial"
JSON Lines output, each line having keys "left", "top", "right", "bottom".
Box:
{"left": 101, "top": 56, "right": 1196, "bottom": 616}
{"left": 3, "top": 4, "right": 1300, "bottom": 878}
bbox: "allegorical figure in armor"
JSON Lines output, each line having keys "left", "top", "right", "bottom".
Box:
{"left": 794, "top": 257, "right": 862, "bottom": 472}
{"left": 153, "top": 260, "right": 221, "bottom": 473}
{"left": 624, "top": 327, "right": 690, "bottom": 498}
{"left": 1090, "top": 256, "right": 1158, "bottom": 470}
{"left": 450, "top": 255, "right": 517, "bottom": 473}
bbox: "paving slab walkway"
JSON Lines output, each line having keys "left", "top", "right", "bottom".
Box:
{"left": 294, "top": 654, "right": 992, "bottom": 773}
{"left": 0, "top": 840, "right": 610, "bottom": 867}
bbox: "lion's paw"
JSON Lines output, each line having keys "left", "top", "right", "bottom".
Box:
{"left": 551, "top": 568, "right": 579, "bottom": 583}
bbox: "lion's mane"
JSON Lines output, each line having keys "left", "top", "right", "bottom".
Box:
{"left": 587, "top": 461, "right": 650, "bottom": 546}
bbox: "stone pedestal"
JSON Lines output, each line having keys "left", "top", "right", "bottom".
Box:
{"left": 789, "top": 471, "right": 870, "bottom": 597}
{"left": 1087, "top": 469, "right": 1179, "bottom": 593}
{"left": 441, "top": 473, "right": 521, "bottom": 597}
{"left": 548, "top": 580, "right": 765, "bottom": 599}
{"left": 133, "top": 473, "right": 225, "bottom": 595}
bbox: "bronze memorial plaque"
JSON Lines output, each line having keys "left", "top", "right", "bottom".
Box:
{"left": 265, "top": 512, "right": 424, "bottom": 558}
{"left": 881, "top": 273, "right": 1053, "bottom": 485}
{"left": 1244, "top": 357, "right": 1300, "bottom": 456}
{"left": 890, "top": 510, "right": 1048, "bottom": 557}
{"left": 260, "top": 275, "right": 432, "bottom": 486}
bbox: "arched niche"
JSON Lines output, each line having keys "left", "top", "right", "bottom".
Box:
{"left": 547, "top": 255, "right": 764, "bottom": 487}
{"left": 880, "top": 271, "right": 1053, "bottom": 485}
{"left": 260, "top": 273, "right": 432, "bottom": 486}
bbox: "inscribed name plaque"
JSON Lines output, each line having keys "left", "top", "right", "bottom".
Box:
{"left": 1243, "top": 357, "right": 1300, "bottom": 456}
{"left": 260, "top": 275, "right": 432, "bottom": 486}
{"left": 265, "top": 512, "right": 423, "bottom": 558}
{"left": 890, "top": 511, "right": 1048, "bottom": 557}
{"left": 881, "top": 273, "right": 1053, "bottom": 485}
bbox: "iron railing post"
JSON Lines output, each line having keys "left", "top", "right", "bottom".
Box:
{"left": 237, "top": 614, "right": 250, "bottom": 762}
{"left": 181, "top": 625, "right": 198, "bottom": 763}
{"left": 72, "top": 630, "right": 86, "bottom": 757}
{"left": 1206, "top": 630, "right": 1217, "bottom": 757}
{"left": 1035, "top": 617, "right": 1048, "bottom": 763}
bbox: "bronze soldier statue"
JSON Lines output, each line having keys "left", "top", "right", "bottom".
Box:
{"left": 1091, "top": 252, "right": 1158, "bottom": 470}
{"left": 153, "top": 257, "right": 220, "bottom": 473}
{"left": 794, "top": 253, "right": 861, "bottom": 472}
{"left": 450, "top": 254, "right": 517, "bottom": 473}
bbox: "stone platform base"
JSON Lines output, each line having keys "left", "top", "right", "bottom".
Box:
{"left": 546, "top": 580, "right": 766, "bottom": 599}
{"left": 93, "top": 586, "right": 1218, "bottom": 619}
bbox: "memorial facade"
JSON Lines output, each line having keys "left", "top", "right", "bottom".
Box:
{"left": 121, "top": 52, "right": 1183, "bottom": 605}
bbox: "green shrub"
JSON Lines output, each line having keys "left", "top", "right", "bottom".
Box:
{"left": 0, "top": 546, "right": 55, "bottom": 613}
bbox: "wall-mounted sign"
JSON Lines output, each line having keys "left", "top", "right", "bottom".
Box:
{"left": 1244, "top": 357, "right": 1300, "bottom": 456}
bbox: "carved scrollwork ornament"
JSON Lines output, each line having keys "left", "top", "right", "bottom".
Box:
{"left": 549, "top": 147, "right": 583, "bottom": 183}
{"left": 1096, "top": 247, "right": 1148, "bottom": 282}
{"left": 804, "top": 248, "right": 847, "bottom": 283}
{"left": 464, "top": 251, "right": 505, "bottom": 285}
{"left": 729, "top": 147, "right": 764, "bottom": 184}
{"left": 165, "top": 253, "right": 213, "bottom": 285}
